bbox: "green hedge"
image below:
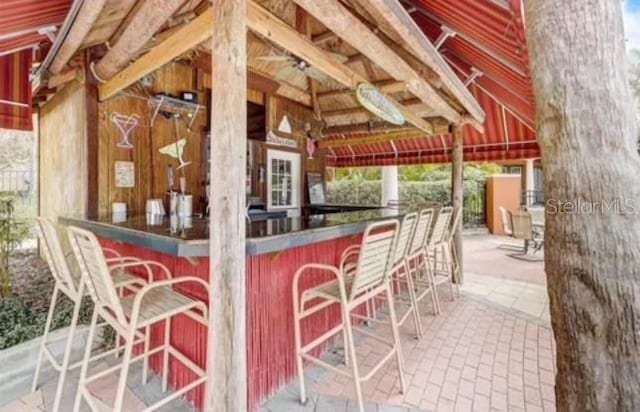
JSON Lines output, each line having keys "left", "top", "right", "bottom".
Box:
{"left": 0, "top": 296, "right": 93, "bottom": 350}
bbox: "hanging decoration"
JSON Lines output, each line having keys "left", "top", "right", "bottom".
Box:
{"left": 356, "top": 82, "right": 405, "bottom": 126}
{"left": 111, "top": 113, "right": 140, "bottom": 149}
{"left": 305, "top": 122, "right": 316, "bottom": 160}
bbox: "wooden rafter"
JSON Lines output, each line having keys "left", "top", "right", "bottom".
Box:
{"left": 318, "top": 122, "right": 450, "bottom": 149}
{"left": 49, "top": 0, "right": 108, "bottom": 74}
{"left": 291, "top": 0, "right": 461, "bottom": 124}
{"left": 317, "top": 79, "right": 405, "bottom": 101}
{"left": 323, "top": 97, "right": 438, "bottom": 127}
{"left": 98, "top": 8, "right": 212, "bottom": 100}
{"left": 92, "top": 0, "right": 186, "bottom": 81}
{"left": 247, "top": 1, "right": 434, "bottom": 133}
{"left": 351, "top": 0, "right": 485, "bottom": 125}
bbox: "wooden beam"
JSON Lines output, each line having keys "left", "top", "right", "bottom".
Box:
{"left": 92, "top": 0, "right": 186, "bottom": 81}
{"left": 99, "top": 8, "right": 212, "bottom": 100}
{"left": 323, "top": 98, "right": 438, "bottom": 127}
{"left": 451, "top": 125, "right": 464, "bottom": 283}
{"left": 247, "top": 1, "right": 433, "bottom": 134}
{"left": 193, "top": 50, "right": 312, "bottom": 106}
{"left": 47, "top": 67, "right": 84, "bottom": 89}
{"left": 317, "top": 80, "right": 406, "bottom": 101}
{"left": 292, "top": 0, "right": 461, "bottom": 124}
{"left": 352, "top": 0, "right": 485, "bottom": 126}
{"left": 318, "top": 122, "right": 449, "bottom": 148}
{"left": 49, "top": 0, "right": 108, "bottom": 74}
{"left": 207, "top": 1, "right": 247, "bottom": 412}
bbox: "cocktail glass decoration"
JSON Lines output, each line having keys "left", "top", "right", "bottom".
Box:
{"left": 159, "top": 138, "right": 191, "bottom": 170}
{"left": 111, "top": 113, "right": 140, "bottom": 149}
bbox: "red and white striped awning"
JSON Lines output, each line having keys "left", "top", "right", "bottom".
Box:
{"left": 326, "top": 0, "right": 537, "bottom": 167}
{"left": 0, "top": 0, "right": 71, "bottom": 130}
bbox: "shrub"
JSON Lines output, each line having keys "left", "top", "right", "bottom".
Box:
{"left": 0, "top": 295, "right": 94, "bottom": 350}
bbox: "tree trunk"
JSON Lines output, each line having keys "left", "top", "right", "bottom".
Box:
{"left": 525, "top": 1, "right": 640, "bottom": 411}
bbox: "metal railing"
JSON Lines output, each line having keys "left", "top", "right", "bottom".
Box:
{"left": 522, "top": 190, "right": 544, "bottom": 207}
{"left": 0, "top": 169, "right": 32, "bottom": 193}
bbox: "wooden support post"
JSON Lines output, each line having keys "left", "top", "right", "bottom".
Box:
{"left": 451, "top": 125, "right": 464, "bottom": 283}
{"left": 207, "top": 0, "right": 247, "bottom": 411}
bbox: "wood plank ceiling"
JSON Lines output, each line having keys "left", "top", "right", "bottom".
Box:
{"left": 35, "top": 0, "right": 485, "bottom": 147}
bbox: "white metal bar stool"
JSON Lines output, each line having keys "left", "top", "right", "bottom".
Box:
{"left": 405, "top": 208, "right": 440, "bottom": 316}
{"left": 427, "top": 206, "right": 457, "bottom": 308}
{"left": 293, "top": 219, "right": 406, "bottom": 412}
{"left": 432, "top": 207, "right": 463, "bottom": 298}
{"left": 31, "top": 218, "right": 149, "bottom": 412}
{"left": 68, "top": 226, "right": 209, "bottom": 412}
{"left": 341, "top": 213, "right": 423, "bottom": 339}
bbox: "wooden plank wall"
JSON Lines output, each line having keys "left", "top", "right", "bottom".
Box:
{"left": 39, "top": 80, "right": 88, "bottom": 224}
{"left": 97, "top": 62, "right": 207, "bottom": 216}
{"left": 266, "top": 95, "right": 326, "bottom": 205}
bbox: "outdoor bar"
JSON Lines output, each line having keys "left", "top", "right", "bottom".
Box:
{"left": 0, "top": 0, "right": 542, "bottom": 411}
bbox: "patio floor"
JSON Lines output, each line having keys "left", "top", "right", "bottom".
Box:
{"left": 263, "top": 234, "right": 555, "bottom": 412}
{"left": 3, "top": 234, "right": 554, "bottom": 412}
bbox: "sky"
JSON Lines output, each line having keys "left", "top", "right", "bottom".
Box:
{"left": 624, "top": 0, "right": 640, "bottom": 52}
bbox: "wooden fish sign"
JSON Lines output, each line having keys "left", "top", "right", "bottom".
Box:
{"left": 356, "top": 83, "right": 405, "bottom": 126}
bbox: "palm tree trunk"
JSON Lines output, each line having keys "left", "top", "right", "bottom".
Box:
{"left": 525, "top": 0, "right": 640, "bottom": 410}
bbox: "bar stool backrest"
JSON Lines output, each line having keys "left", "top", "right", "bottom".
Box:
{"left": 391, "top": 212, "right": 418, "bottom": 268}
{"left": 67, "top": 226, "right": 128, "bottom": 326}
{"left": 350, "top": 219, "right": 399, "bottom": 301}
{"left": 408, "top": 208, "right": 435, "bottom": 256}
{"left": 429, "top": 206, "right": 453, "bottom": 246}
{"left": 498, "top": 206, "right": 513, "bottom": 236}
{"left": 35, "top": 217, "right": 77, "bottom": 296}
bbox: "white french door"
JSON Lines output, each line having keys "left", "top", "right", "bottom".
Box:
{"left": 267, "top": 149, "right": 301, "bottom": 217}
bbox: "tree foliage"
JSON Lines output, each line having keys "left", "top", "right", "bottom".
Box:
{"left": 0, "top": 196, "right": 30, "bottom": 297}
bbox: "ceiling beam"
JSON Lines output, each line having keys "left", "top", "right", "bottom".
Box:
{"left": 317, "top": 79, "right": 406, "bottom": 102}
{"left": 352, "top": 0, "right": 484, "bottom": 125}
{"left": 323, "top": 98, "right": 438, "bottom": 127}
{"left": 291, "top": 0, "right": 461, "bottom": 125}
{"left": 247, "top": 1, "right": 434, "bottom": 134}
{"left": 318, "top": 123, "right": 450, "bottom": 149}
{"left": 99, "top": 8, "right": 213, "bottom": 100}
{"left": 192, "top": 50, "right": 312, "bottom": 106}
{"left": 49, "top": 0, "right": 108, "bottom": 74}
{"left": 92, "top": 0, "right": 186, "bottom": 81}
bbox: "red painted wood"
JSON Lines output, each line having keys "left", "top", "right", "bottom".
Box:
{"left": 99, "top": 234, "right": 362, "bottom": 411}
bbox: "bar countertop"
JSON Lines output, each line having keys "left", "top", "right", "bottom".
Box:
{"left": 60, "top": 208, "right": 408, "bottom": 257}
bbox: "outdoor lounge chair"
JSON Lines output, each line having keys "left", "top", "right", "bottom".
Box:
{"left": 32, "top": 218, "right": 148, "bottom": 412}
{"left": 292, "top": 219, "right": 406, "bottom": 412}
{"left": 67, "top": 226, "right": 210, "bottom": 412}
{"left": 509, "top": 210, "right": 544, "bottom": 259}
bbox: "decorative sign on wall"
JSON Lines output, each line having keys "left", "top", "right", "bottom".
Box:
{"left": 114, "top": 161, "right": 135, "bottom": 188}
{"left": 266, "top": 130, "right": 298, "bottom": 149}
{"left": 277, "top": 115, "right": 292, "bottom": 134}
{"left": 356, "top": 83, "right": 405, "bottom": 126}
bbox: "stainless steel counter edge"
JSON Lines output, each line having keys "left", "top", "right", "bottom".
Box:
{"left": 59, "top": 214, "right": 404, "bottom": 258}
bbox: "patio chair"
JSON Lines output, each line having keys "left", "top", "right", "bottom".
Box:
{"left": 31, "top": 218, "right": 149, "bottom": 412}
{"left": 340, "top": 213, "right": 423, "bottom": 339}
{"left": 67, "top": 226, "right": 209, "bottom": 412}
{"left": 509, "top": 210, "right": 544, "bottom": 256}
{"left": 405, "top": 208, "right": 439, "bottom": 317}
{"left": 499, "top": 206, "right": 512, "bottom": 236}
{"left": 293, "top": 219, "right": 406, "bottom": 412}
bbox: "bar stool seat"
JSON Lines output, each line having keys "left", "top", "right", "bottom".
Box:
{"left": 307, "top": 277, "right": 356, "bottom": 301}
{"left": 119, "top": 285, "right": 204, "bottom": 326}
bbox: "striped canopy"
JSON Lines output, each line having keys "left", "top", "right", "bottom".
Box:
{"left": 0, "top": 50, "right": 32, "bottom": 131}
